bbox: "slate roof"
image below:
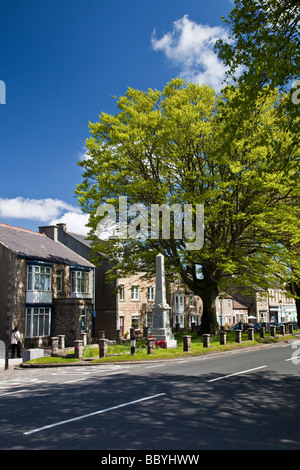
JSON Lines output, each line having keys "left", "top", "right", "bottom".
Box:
{"left": 0, "top": 223, "right": 95, "bottom": 267}
{"left": 67, "top": 231, "right": 92, "bottom": 247}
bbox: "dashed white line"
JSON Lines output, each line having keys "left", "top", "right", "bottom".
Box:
{"left": 62, "top": 369, "right": 130, "bottom": 383}
{"left": 0, "top": 389, "right": 30, "bottom": 397}
{"left": 208, "top": 365, "right": 267, "bottom": 382}
{"left": 62, "top": 377, "right": 90, "bottom": 384}
{"left": 146, "top": 364, "right": 165, "bottom": 369}
{"left": 23, "top": 392, "right": 166, "bottom": 435}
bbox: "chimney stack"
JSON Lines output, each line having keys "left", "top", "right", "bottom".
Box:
{"left": 39, "top": 225, "right": 58, "bottom": 242}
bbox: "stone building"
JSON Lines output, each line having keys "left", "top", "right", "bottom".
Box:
{"left": 49, "top": 223, "right": 118, "bottom": 339}
{"left": 51, "top": 223, "right": 159, "bottom": 339}
{"left": 216, "top": 294, "right": 249, "bottom": 326}
{"left": 228, "top": 286, "right": 296, "bottom": 323}
{"left": 117, "top": 273, "right": 156, "bottom": 336}
{"left": 0, "top": 223, "right": 95, "bottom": 348}
{"left": 170, "top": 281, "right": 202, "bottom": 329}
{"left": 170, "top": 282, "right": 249, "bottom": 329}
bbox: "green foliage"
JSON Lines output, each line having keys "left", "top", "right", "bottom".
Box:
{"left": 215, "top": 0, "right": 300, "bottom": 93}
{"left": 215, "top": 0, "right": 300, "bottom": 322}
{"left": 76, "top": 79, "right": 299, "bottom": 334}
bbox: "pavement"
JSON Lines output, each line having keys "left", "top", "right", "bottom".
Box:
{"left": 0, "top": 356, "right": 23, "bottom": 365}
{"left": 0, "top": 348, "right": 52, "bottom": 371}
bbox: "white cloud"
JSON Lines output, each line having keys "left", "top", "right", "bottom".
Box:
{"left": 77, "top": 145, "right": 91, "bottom": 161}
{"left": 151, "top": 15, "right": 229, "bottom": 91}
{"left": 49, "top": 211, "right": 90, "bottom": 235}
{"left": 0, "top": 196, "right": 90, "bottom": 235}
{"left": 0, "top": 197, "right": 79, "bottom": 221}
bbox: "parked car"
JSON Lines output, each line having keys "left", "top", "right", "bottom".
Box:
{"left": 288, "top": 321, "right": 298, "bottom": 330}
{"left": 231, "top": 323, "right": 250, "bottom": 331}
{"left": 275, "top": 322, "right": 284, "bottom": 332}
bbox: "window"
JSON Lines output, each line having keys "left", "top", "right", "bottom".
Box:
{"left": 71, "top": 270, "right": 89, "bottom": 294}
{"left": 189, "top": 314, "right": 199, "bottom": 326}
{"left": 81, "top": 309, "right": 87, "bottom": 331}
{"left": 27, "top": 265, "right": 51, "bottom": 291}
{"left": 56, "top": 269, "right": 63, "bottom": 292}
{"left": 174, "top": 314, "right": 184, "bottom": 328}
{"left": 147, "top": 286, "right": 154, "bottom": 301}
{"left": 131, "top": 285, "right": 139, "bottom": 301}
{"left": 174, "top": 293, "right": 184, "bottom": 313}
{"left": 26, "top": 307, "right": 50, "bottom": 337}
{"left": 146, "top": 313, "right": 153, "bottom": 329}
{"left": 119, "top": 284, "right": 124, "bottom": 300}
{"left": 190, "top": 294, "right": 194, "bottom": 307}
{"left": 132, "top": 316, "right": 140, "bottom": 329}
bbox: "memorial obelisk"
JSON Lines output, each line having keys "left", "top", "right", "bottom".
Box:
{"left": 151, "top": 254, "right": 177, "bottom": 348}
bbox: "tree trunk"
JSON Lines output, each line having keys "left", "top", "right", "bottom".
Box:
{"left": 296, "top": 298, "right": 300, "bottom": 327}
{"left": 198, "top": 280, "right": 220, "bottom": 335}
{"left": 288, "top": 281, "right": 300, "bottom": 327}
{"left": 180, "top": 264, "right": 220, "bottom": 335}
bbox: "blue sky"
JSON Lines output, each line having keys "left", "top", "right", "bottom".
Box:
{"left": 0, "top": 0, "right": 233, "bottom": 234}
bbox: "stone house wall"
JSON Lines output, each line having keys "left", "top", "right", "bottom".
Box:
{"left": 0, "top": 245, "right": 27, "bottom": 346}
{"left": 118, "top": 274, "right": 156, "bottom": 336}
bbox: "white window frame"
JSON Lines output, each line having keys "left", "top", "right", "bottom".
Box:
{"left": 56, "top": 269, "right": 63, "bottom": 293}
{"left": 26, "top": 307, "right": 51, "bottom": 338}
{"left": 71, "top": 270, "right": 89, "bottom": 294}
{"left": 27, "top": 265, "right": 51, "bottom": 292}
{"left": 131, "top": 285, "right": 139, "bottom": 301}
{"left": 174, "top": 293, "right": 184, "bottom": 313}
{"left": 119, "top": 284, "right": 125, "bottom": 300}
{"left": 81, "top": 309, "right": 87, "bottom": 331}
{"left": 173, "top": 314, "right": 184, "bottom": 328}
{"left": 147, "top": 286, "right": 155, "bottom": 301}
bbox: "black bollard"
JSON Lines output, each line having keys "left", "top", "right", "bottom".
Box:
{"left": 130, "top": 329, "right": 136, "bottom": 355}
{"left": 5, "top": 346, "right": 8, "bottom": 370}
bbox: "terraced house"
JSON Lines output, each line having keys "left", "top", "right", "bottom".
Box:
{"left": 0, "top": 223, "right": 95, "bottom": 349}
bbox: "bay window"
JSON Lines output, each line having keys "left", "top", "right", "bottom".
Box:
{"left": 71, "top": 269, "right": 90, "bottom": 297}
{"left": 26, "top": 307, "right": 51, "bottom": 337}
{"left": 26, "top": 263, "right": 52, "bottom": 303}
{"left": 27, "top": 265, "right": 51, "bottom": 291}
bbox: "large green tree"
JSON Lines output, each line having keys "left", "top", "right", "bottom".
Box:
{"left": 215, "top": 0, "right": 300, "bottom": 323}
{"left": 215, "top": 0, "right": 300, "bottom": 93}
{"left": 76, "top": 79, "right": 299, "bottom": 334}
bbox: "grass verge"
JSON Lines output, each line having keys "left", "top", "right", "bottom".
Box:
{"left": 23, "top": 330, "right": 298, "bottom": 365}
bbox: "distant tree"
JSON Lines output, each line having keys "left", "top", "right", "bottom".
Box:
{"left": 76, "top": 79, "right": 299, "bottom": 334}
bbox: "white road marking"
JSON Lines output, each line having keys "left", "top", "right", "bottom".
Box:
{"left": 23, "top": 393, "right": 166, "bottom": 435}
{"left": 208, "top": 365, "right": 267, "bottom": 382}
{"left": 146, "top": 364, "right": 165, "bottom": 369}
{"left": 62, "top": 369, "right": 130, "bottom": 383}
{"left": 62, "top": 377, "right": 90, "bottom": 384}
{"left": 0, "top": 379, "right": 46, "bottom": 389}
{"left": 0, "top": 389, "right": 30, "bottom": 397}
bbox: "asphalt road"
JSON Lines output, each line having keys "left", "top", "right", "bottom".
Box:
{"left": 1, "top": 340, "right": 300, "bottom": 452}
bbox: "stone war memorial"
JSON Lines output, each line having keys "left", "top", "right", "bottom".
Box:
{"left": 151, "top": 253, "right": 177, "bottom": 349}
